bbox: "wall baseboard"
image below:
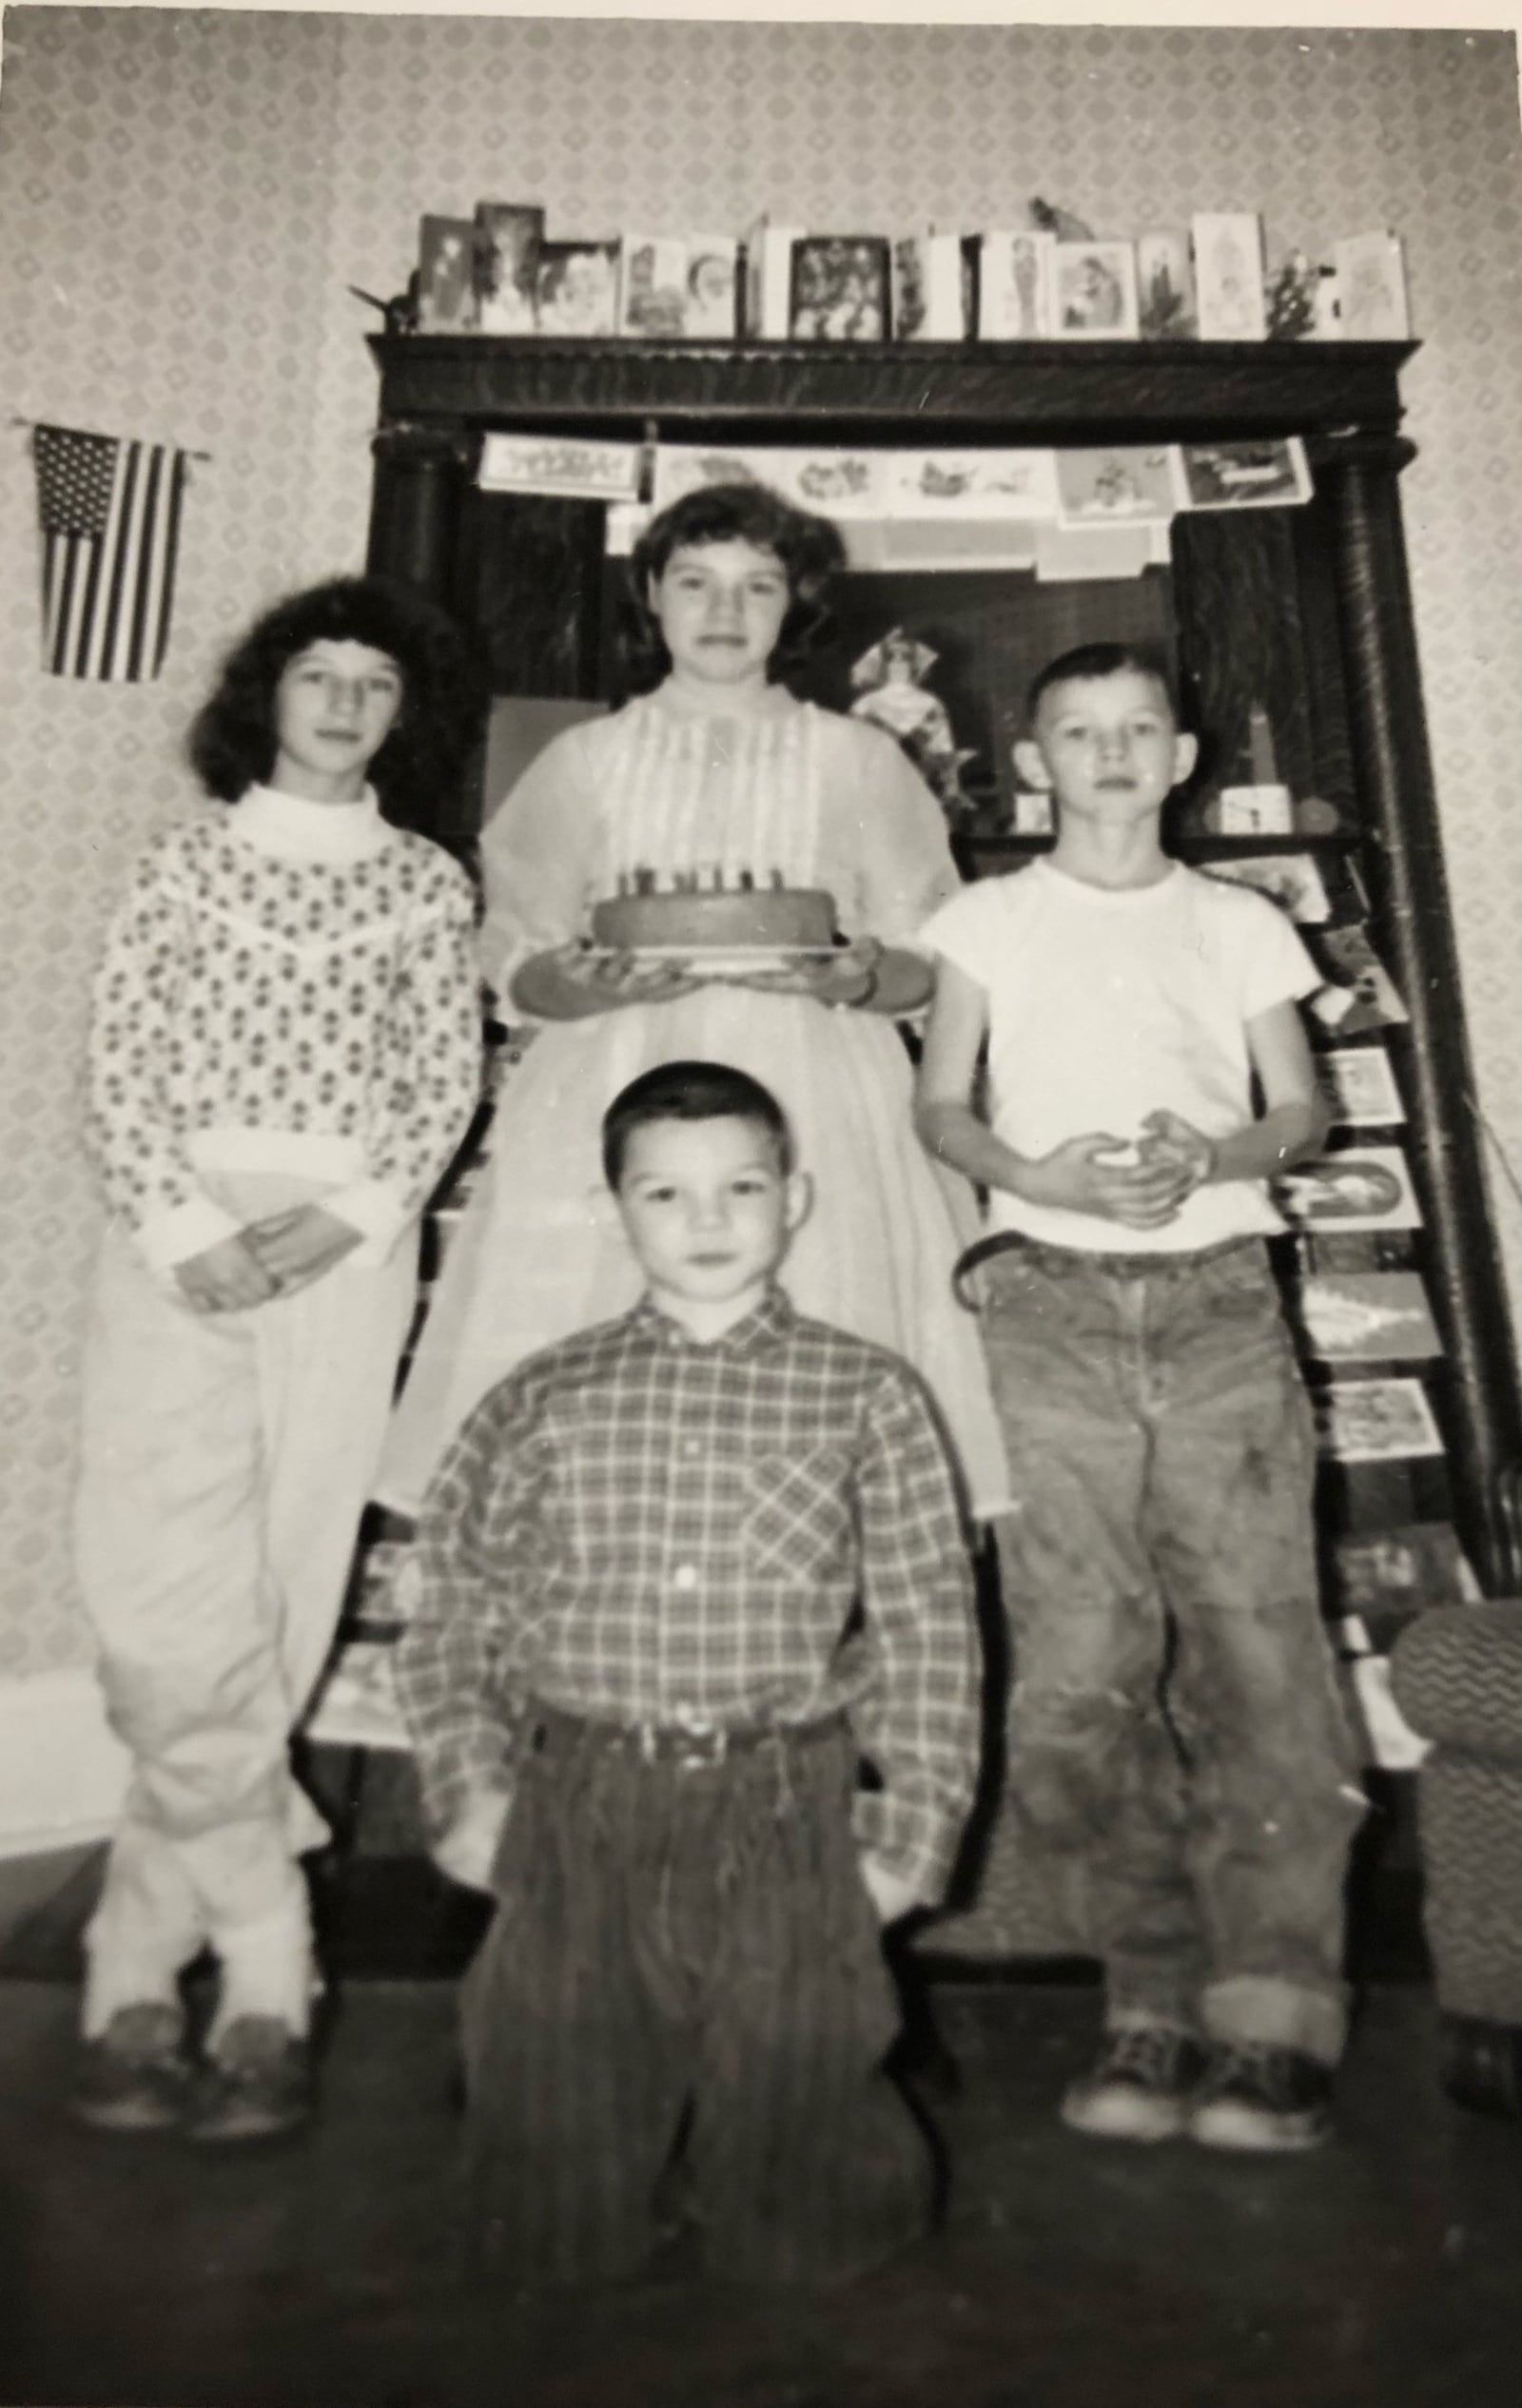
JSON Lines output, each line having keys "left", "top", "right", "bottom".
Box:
{"left": 0, "top": 1668, "right": 128, "bottom": 1860}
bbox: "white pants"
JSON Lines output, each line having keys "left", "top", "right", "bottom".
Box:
{"left": 74, "top": 1196, "right": 417, "bottom": 2038}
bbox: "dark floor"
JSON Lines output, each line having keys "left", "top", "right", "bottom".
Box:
{"left": 1, "top": 1970, "right": 1519, "bottom": 2408}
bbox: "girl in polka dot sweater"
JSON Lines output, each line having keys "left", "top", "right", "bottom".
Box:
{"left": 71, "top": 577, "right": 487, "bottom": 2142}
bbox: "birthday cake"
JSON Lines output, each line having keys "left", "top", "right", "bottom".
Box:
{"left": 591, "top": 868, "right": 837, "bottom": 954}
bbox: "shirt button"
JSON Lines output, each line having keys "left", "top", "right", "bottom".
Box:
{"left": 672, "top": 1564, "right": 698, "bottom": 1592}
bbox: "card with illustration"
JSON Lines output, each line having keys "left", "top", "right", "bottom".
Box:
{"left": 882, "top": 448, "right": 1060, "bottom": 519}
{"left": 1054, "top": 445, "right": 1181, "bottom": 524}
{"left": 1306, "top": 925, "right": 1409, "bottom": 1037}
{"left": 478, "top": 432, "right": 642, "bottom": 501}
{"left": 1320, "top": 1047, "right": 1405, "bottom": 1128}
{"left": 1203, "top": 851, "right": 1332, "bottom": 923}
{"left": 1291, "top": 1271, "right": 1440, "bottom": 1363}
{"left": 1331, "top": 1521, "right": 1480, "bottom": 1621}
{"left": 1179, "top": 437, "right": 1312, "bottom": 511}
{"left": 652, "top": 442, "right": 884, "bottom": 517}
{"left": 1312, "top": 1376, "right": 1444, "bottom": 1464}
{"left": 1275, "top": 1144, "right": 1421, "bottom": 1233}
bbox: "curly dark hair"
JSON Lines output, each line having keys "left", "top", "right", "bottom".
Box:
{"left": 187, "top": 576, "right": 490, "bottom": 849}
{"left": 619, "top": 482, "right": 847, "bottom": 692}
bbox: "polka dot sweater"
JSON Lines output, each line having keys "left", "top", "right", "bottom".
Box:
{"left": 86, "top": 786, "right": 482, "bottom": 1272}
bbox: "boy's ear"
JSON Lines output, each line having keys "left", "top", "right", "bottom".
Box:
{"left": 1013, "top": 737, "right": 1053, "bottom": 792}
{"left": 1171, "top": 729, "right": 1200, "bottom": 787}
{"left": 783, "top": 1170, "right": 812, "bottom": 1236}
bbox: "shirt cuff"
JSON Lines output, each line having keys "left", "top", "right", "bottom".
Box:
{"left": 851, "top": 1791, "right": 959, "bottom": 1911}
{"left": 321, "top": 1176, "right": 414, "bottom": 1264}
{"left": 134, "top": 1193, "right": 245, "bottom": 1273}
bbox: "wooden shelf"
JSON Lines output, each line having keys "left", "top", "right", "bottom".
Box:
{"left": 368, "top": 334, "right": 1418, "bottom": 448}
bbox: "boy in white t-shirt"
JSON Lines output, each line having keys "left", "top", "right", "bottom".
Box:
{"left": 915, "top": 643, "right": 1365, "bottom": 2155}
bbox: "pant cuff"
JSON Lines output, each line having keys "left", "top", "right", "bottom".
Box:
{"left": 207, "top": 1897, "right": 317, "bottom": 2041}
{"left": 1201, "top": 1974, "right": 1347, "bottom": 2067}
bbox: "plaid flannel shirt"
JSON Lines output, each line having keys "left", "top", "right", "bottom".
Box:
{"left": 394, "top": 1288, "right": 980, "bottom": 1904}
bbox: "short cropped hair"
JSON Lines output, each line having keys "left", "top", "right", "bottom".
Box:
{"left": 601, "top": 1059, "right": 794, "bottom": 1190}
{"left": 620, "top": 482, "right": 846, "bottom": 691}
{"left": 187, "top": 575, "right": 489, "bottom": 849}
{"left": 1025, "top": 641, "right": 1180, "bottom": 728}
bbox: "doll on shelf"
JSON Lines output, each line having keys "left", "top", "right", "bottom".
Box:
{"left": 849, "top": 628, "right": 979, "bottom": 826}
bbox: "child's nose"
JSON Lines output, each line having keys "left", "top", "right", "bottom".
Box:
{"left": 324, "top": 678, "right": 363, "bottom": 717}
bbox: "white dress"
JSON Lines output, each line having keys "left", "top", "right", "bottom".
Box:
{"left": 377, "top": 689, "right": 1010, "bottom": 1516}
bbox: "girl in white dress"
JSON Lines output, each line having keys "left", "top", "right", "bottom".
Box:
{"left": 379, "top": 483, "right": 1008, "bottom": 1516}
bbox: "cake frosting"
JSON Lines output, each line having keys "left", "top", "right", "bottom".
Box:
{"left": 592, "top": 867, "right": 837, "bottom": 953}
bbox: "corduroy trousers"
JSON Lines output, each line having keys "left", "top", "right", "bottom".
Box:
{"left": 460, "top": 1709, "right": 937, "bottom": 2287}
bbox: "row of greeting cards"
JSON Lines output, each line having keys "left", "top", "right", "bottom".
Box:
{"left": 413, "top": 202, "right": 1412, "bottom": 344}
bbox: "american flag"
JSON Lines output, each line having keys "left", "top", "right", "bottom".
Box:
{"left": 32, "top": 423, "right": 187, "bottom": 682}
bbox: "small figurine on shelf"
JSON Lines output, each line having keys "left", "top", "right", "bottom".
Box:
{"left": 1266, "top": 251, "right": 1319, "bottom": 342}
{"left": 1029, "top": 195, "right": 1096, "bottom": 243}
{"left": 849, "top": 628, "right": 979, "bottom": 826}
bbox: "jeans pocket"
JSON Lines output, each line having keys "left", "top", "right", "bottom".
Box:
{"left": 741, "top": 1447, "right": 853, "bottom": 1583}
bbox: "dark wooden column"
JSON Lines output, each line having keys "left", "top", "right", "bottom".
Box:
{"left": 365, "top": 425, "right": 475, "bottom": 603}
{"left": 1318, "top": 428, "right": 1522, "bottom": 1593}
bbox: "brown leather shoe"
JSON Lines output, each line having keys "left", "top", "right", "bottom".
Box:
{"left": 185, "top": 2014, "right": 314, "bottom": 2145}
{"left": 71, "top": 2003, "right": 194, "bottom": 2133}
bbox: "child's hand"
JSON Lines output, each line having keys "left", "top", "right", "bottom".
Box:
{"left": 174, "top": 1233, "right": 280, "bottom": 1313}
{"left": 1024, "top": 1133, "right": 1191, "bottom": 1229}
{"left": 859, "top": 1853, "right": 923, "bottom": 1926}
{"left": 1139, "top": 1109, "right": 1219, "bottom": 1194}
{"left": 433, "top": 1789, "right": 511, "bottom": 1892}
{"left": 243, "top": 1204, "right": 362, "bottom": 1297}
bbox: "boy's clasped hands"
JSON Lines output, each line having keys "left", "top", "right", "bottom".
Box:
{"left": 1028, "top": 1107, "right": 1218, "bottom": 1231}
{"left": 174, "top": 1204, "right": 361, "bottom": 1313}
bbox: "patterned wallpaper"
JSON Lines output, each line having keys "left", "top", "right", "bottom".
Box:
{"left": 2, "top": 9, "right": 1522, "bottom": 1688}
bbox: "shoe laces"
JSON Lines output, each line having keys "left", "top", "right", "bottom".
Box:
{"left": 1101, "top": 2024, "right": 1195, "bottom": 2086}
{"left": 1200, "top": 2042, "right": 1310, "bottom": 2108}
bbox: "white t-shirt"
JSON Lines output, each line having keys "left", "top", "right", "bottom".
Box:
{"left": 921, "top": 858, "right": 1321, "bottom": 1254}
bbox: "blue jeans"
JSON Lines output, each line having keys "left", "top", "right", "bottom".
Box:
{"left": 976, "top": 1236, "right": 1365, "bottom": 2065}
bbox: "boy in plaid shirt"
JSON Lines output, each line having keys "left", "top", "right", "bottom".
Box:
{"left": 396, "top": 1059, "right": 979, "bottom": 2285}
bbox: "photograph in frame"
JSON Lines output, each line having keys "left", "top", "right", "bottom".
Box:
{"left": 1320, "top": 1047, "right": 1406, "bottom": 1129}
{"left": 417, "top": 215, "right": 478, "bottom": 333}
{"left": 684, "top": 236, "right": 740, "bottom": 339}
{"left": 789, "top": 236, "right": 891, "bottom": 341}
{"left": 534, "top": 239, "right": 619, "bottom": 336}
{"left": 1274, "top": 1144, "right": 1422, "bottom": 1234}
{"left": 473, "top": 201, "right": 542, "bottom": 334}
{"left": 617, "top": 236, "right": 691, "bottom": 338}
{"left": 1052, "top": 240, "right": 1139, "bottom": 339}
{"left": 1312, "top": 1376, "right": 1445, "bottom": 1464}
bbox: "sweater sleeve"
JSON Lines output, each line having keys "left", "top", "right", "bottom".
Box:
{"left": 322, "top": 855, "right": 483, "bottom": 1256}
{"left": 84, "top": 837, "right": 243, "bottom": 1272}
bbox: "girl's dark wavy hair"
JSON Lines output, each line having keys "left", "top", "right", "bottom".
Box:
{"left": 187, "top": 576, "right": 490, "bottom": 853}
{"left": 619, "top": 482, "right": 847, "bottom": 692}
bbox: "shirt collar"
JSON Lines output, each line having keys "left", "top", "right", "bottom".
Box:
{"left": 631, "top": 1284, "right": 795, "bottom": 1361}
{"left": 230, "top": 783, "right": 391, "bottom": 864}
